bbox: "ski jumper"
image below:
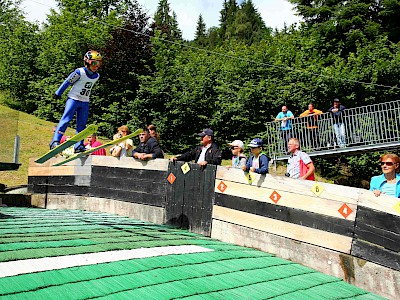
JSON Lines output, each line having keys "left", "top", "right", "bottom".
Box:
{"left": 51, "top": 67, "right": 100, "bottom": 149}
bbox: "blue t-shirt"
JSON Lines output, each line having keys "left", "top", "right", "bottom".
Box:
{"left": 381, "top": 182, "right": 397, "bottom": 197}
{"left": 276, "top": 111, "right": 294, "bottom": 130}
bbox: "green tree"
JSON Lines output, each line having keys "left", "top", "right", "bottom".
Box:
{"left": 194, "top": 14, "right": 207, "bottom": 46}
{"left": 230, "top": 0, "right": 271, "bottom": 44}
{"left": 0, "top": 0, "right": 38, "bottom": 110}
{"left": 219, "top": 0, "right": 238, "bottom": 40}
{"left": 30, "top": 0, "right": 124, "bottom": 121}
{"left": 94, "top": 1, "right": 153, "bottom": 136}
{"left": 153, "top": 0, "right": 181, "bottom": 40}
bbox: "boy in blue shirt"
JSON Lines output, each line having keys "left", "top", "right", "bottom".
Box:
{"left": 242, "top": 138, "right": 269, "bottom": 174}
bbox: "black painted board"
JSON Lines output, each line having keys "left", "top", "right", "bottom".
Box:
{"left": 91, "top": 166, "right": 166, "bottom": 182}
{"left": 27, "top": 184, "right": 47, "bottom": 194}
{"left": 28, "top": 176, "right": 87, "bottom": 187}
{"left": 215, "top": 193, "right": 354, "bottom": 237}
{"left": 356, "top": 206, "right": 400, "bottom": 234}
{"left": 89, "top": 186, "right": 164, "bottom": 207}
{"left": 47, "top": 185, "right": 89, "bottom": 195}
{"left": 201, "top": 164, "right": 216, "bottom": 236}
{"left": 165, "top": 161, "right": 186, "bottom": 228}
{"left": 91, "top": 174, "right": 166, "bottom": 195}
{"left": 183, "top": 163, "right": 202, "bottom": 233}
{"left": 352, "top": 239, "right": 400, "bottom": 271}
{"left": 28, "top": 176, "right": 47, "bottom": 185}
{"left": 355, "top": 222, "right": 400, "bottom": 252}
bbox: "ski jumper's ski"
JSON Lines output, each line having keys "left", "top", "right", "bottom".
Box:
{"left": 53, "top": 129, "right": 141, "bottom": 166}
{"left": 35, "top": 124, "right": 98, "bottom": 164}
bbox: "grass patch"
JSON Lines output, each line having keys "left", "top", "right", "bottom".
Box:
{"left": 0, "top": 105, "right": 110, "bottom": 187}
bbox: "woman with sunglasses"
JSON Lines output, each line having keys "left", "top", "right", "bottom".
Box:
{"left": 370, "top": 153, "right": 400, "bottom": 197}
{"left": 50, "top": 50, "right": 102, "bottom": 153}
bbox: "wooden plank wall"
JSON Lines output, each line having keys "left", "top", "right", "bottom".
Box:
{"left": 28, "top": 156, "right": 169, "bottom": 208}
{"left": 213, "top": 166, "right": 400, "bottom": 271}
{"left": 354, "top": 192, "right": 400, "bottom": 271}
{"left": 165, "top": 161, "right": 216, "bottom": 236}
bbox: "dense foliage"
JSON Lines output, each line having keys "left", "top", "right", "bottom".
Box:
{"left": 1, "top": 0, "right": 400, "bottom": 184}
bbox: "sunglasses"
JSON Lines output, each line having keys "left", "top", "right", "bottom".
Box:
{"left": 381, "top": 161, "right": 395, "bottom": 166}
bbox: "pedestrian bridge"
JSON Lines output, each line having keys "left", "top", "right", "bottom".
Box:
{"left": 264, "top": 99, "right": 400, "bottom": 160}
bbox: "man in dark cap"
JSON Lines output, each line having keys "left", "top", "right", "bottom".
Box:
{"left": 171, "top": 128, "right": 222, "bottom": 166}
{"left": 328, "top": 98, "right": 346, "bottom": 148}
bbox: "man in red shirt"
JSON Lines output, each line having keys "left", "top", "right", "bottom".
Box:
{"left": 84, "top": 133, "right": 106, "bottom": 156}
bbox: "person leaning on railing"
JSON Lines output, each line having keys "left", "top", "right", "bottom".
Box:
{"left": 328, "top": 98, "right": 346, "bottom": 148}
{"left": 300, "top": 103, "right": 323, "bottom": 150}
{"left": 275, "top": 105, "right": 294, "bottom": 152}
{"left": 370, "top": 153, "right": 400, "bottom": 197}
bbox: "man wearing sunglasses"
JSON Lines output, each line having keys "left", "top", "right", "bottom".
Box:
{"left": 50, "top": 50, "right": 102, "bottom": 152}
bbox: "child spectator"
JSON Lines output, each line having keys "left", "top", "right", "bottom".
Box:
{"left": 242, "top": 138, "right": 269, "bottom": 174}
{"left": 84, "top": 133, "right": 106, "bottom": 156}
{"left": 228, "top": 140, "right": 246, "bottom": 168}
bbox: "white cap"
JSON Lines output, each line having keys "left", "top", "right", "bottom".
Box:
{"left": 228, "top": 140, "right": 244, "bottom": 150}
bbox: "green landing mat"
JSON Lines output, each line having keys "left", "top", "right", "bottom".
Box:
{"left": 0, "top": 207, "right": 386, "bottom": 300}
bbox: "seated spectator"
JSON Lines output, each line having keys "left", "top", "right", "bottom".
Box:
{"left": 61, "top": 136, "right": 74, "bottom": 157}
{"left": 242, "top": 138, "right": 268, "bottom": 174}
{"left": 132, "top": 128, "right": 164, "bottom": 160}
{"left": 148, "top": 124, "right": 161, "bottom": 142}
{"left": 171, "top": 128, "right": 222, "bottom": 166}
{"left": 110, "top": 133, "right": 126, "bottom": 157}
{"left": 370, "top": 153, "right": 400, "bottom": 197}
{"left": 52, "top": 126, "right": 67, "bottom": 144}
{"left": 84, "top": 133, "right": 106, "bottom": 156}
{"left": 118, "top": 125, "right": 133, "bottom": 157}
{"left": 286, "top": 138, "right": 315, "bottom": 180}
{"left": 228, "top": 140, "right": 246, "bottom": 168}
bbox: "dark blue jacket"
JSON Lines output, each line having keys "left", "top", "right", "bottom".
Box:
{"left": 244, "top": 153, "right": 269, "bottom": 174}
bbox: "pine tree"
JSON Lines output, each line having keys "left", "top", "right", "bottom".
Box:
{"left": 219, "top": 0, "right": 238, "bottom": 40}
{"left": 194, "top": 14, "right": 207, "bottom": 46}
{"left": 153, "top": 0, "right": 181, "bottom": 40}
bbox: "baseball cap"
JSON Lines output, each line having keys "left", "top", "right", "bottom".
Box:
{"left": 248, "top": 138, "right": 263, "bottom": 148}
{"left": 333, "top": 98, "right": 340, "bottom": 102}
{"left": 198, "top": 128, "right": 214, "bottom": 137}
{"left": 228, "top": 140, "right": 244, "bottom": 150}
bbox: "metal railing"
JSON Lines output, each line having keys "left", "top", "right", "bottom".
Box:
{"left": 264, "top": 100, "right": 400, "bottom": 160}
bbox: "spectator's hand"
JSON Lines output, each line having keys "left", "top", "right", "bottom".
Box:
{"left": 373, "top": 190, "right": 383, "bottom": 197}
{"left": 242, "top": 165, "right": 247, "bottom": 171}
{"left": 170, "top": 157, "right": 177, "bottom": 162}
{"left": 250, "top": 167, "right": 255, "bottom": 172}
{"left": 53, "top": 93, "right": 61, "bottom": 100}
{"left": 198, "top": 161, "right": 208, "bottom": 166}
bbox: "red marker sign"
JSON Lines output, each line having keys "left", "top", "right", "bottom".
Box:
{"left": 338, "top": 203, "right": 353, "bottom": 219}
